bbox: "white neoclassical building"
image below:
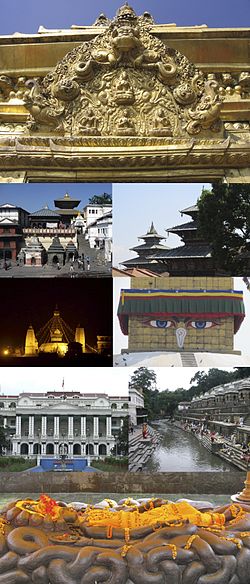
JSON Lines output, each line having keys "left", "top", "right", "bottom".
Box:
{"left": 129, "top": 386, "right": 146, "bottom": 426}
{"left": 0, "top": 391, "right": 128, "bottom": 459}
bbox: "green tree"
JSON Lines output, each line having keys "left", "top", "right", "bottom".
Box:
{"left": 129, "top": 367, "right": 159, "bottom": 420}
{"left": 197, "top": 184, "right": 250, "bottom": 274}
{"left": 158, "top": 388, "right": 186, "bottom": 417}
{"left": 115, "top": 416, "right": 129, "bottom": 456}
{"left": 129, "top": 367, "right": 157, "bottom": 392}
{"left": 0, "top": 426, "right": 7, "bottom": 456}
{"left": 233, "top": 368, "right": 250, "bottom": 380}
{"left": 189, "top": 368, "right": 233, "bottom": 399}
{"left": 88, "top": 193, "right": 112, "bottom": 205}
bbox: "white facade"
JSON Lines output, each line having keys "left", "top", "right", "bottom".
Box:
{"left": 83, "top": 204, "right": 112, "bottom": 227}
{"left": 0, "top": 391, "right": 128, "bottom": 459}
{"left": 129, "top": 387, "right": 145, "bottom": 426}
{"left": 86, "top": 212, "right": 112, "bottom": 261}
{"left": 0, "top": 203, "right": 29, "bottom": 227}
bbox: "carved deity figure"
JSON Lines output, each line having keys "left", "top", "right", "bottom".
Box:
{"left": 115, "top": 108, "right": 135, "bottom": 135}
{"left": 149, "top": 107, "right": 172, "bottom": 137}
{"left": 113, "top": 71, "right": 135, "bottom": 105}
{"left": 78, "top": 106, "right": 99, "bottom": 135}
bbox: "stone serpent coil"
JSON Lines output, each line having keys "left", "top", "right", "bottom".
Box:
{"left": 0, "top": 496, "right": 250, "bottom": 583}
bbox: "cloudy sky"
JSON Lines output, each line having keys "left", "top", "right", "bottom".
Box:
{"left": 0, "top": 368, "right": 128, "bottom": 396}
{"left": 0, "top": 366, "right": 236, "bottom": 396}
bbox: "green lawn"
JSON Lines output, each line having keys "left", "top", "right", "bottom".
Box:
{"left": 91, "top": 456, "right": 128, "bottom": 472}
{"left": 0, "top": 457, "right": 36, "bottom": 472}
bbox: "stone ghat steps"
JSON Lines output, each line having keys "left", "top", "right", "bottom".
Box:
{"left": 217, "top": 444, "right": 248, "bottom": 471}
{"left": 180, "top": 352, "right": 198, "bottom": 367}
{"left": 129, "top": 426, "right": 161, "bottom": 472}
{"left": 176, "top": 422, "right": 248, "bottom": 471}
{"left": 77, "top": 234, "right": 106, "bottom": 268}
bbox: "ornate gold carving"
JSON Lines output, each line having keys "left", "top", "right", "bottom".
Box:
{"left": 23, "top": 4, "right": 223, "bottom": 138}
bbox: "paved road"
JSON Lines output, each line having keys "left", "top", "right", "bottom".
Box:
{"left": 0, "top": 261, "right": 111, "bottom": 278}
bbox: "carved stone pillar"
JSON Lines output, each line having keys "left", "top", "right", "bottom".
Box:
{"left": 54, "top": 416, "right": 59, "bottom": 438}
{"left": 16, "top": 415, "right": 22, "bottom": 437}
{"left": 28, "top": 416, "right": 34, "bottom": 437}
{"left": 68, "top": 417, "right": 74, "bottom": 439}
{"left": 41, "top": 416, "right": 47, "bottom": 437}
{"left": 106, "top": 416, "right": 112, "bottom": 438}
{"left": 93, "top": 417, "right": 99, "bottom": 438}
{"left": 81, "top": 416, "right": 86, "bottom": 438}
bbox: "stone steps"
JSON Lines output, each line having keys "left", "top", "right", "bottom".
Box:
{"left": 129, "top": 425, "right": 161, "bottom": 472}
{"left": 180, "top": 353, "right": 198, "bottom": 367}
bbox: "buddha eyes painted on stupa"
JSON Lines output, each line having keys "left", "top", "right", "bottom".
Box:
{"left": 145, "top": 318, "right": 219, "bottom": 330}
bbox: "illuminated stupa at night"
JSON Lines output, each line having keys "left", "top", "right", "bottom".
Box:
{"left": 24, "top": 307, "right": 86, "bottom": 357}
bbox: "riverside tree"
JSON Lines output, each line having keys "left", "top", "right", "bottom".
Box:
{"left": 197, "top": 183, "right": 250, "bottom": 274}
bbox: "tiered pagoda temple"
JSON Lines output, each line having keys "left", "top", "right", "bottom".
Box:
{"left": 149, "top": 204, "right": 217, "bottom": 276}
{"left": 122, "top": 204, "right": 228, "bottom": 276}
{"left": 121, "top": 222, "right": 169, "bottom": 273}
{"left": 54, "top": 194, "right": 81, "bottom": 226}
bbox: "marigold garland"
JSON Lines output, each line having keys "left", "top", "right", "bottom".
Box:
{"left": 84, "top": 501, "right": 226, "bottom": 529}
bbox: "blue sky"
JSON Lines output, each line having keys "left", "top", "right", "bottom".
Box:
{"left": 0, "top": 184, "right": 111, "bottom": 212}
{"left": 1, "top": 0, "right": 249, "bottom": 34}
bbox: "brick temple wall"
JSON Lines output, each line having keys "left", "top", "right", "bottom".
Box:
{"left": 128, "top": 315, "right": 235, "bottom": 353}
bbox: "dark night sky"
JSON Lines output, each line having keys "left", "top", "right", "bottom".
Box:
{"left": 0, "top": 279, "right": 112, "bottom": 350}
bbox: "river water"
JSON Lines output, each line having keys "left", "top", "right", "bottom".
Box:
{"left": 144, "top": 421, "right": 236, "bottom": 472}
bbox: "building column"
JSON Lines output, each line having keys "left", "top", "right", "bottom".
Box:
{"left": 93, "top": 417, "right": 99, "bottom": 438}
{"left": 28, "top": 443, "right": 33, "bottom": 456}
{"left": 16, "top": 442, "right": 20, "bottom": 455}
{"left": 28, "top": 416, "right": 34, "bottom": 437}
{"left": 41, "top": 416, "right": 47, "bottom": 438}
{"left": 106, "top": 416, "right": 112, "bottom": 438}
{"left": 3, "top": 418, "right": 7, "bottom": 428}
{"left": 16, "top": 415, "right": 22, "bottom": 437}
{"left": 54, "top": 417, "right": 59, "bottom": 438}
{"left": 81, "top": 443, "right": 85, "bottom": 456}
{"left": 106, "top": 443, "right": 111, "bottom": 455}
{"left": 41, "top": 443, "right": 46, "bottom": 455}
{"left": 68, "top": 417, "right": 74, "bottom": 439}
{"left": 54, "top": 443, "right": 59, "bottom": 456}
{"left": 81, "top": 416, "right": 86, "bottom": 438}
{"left": 94, "top": 443, "right": 98, "bottom": 456}
{"left": 12, "top": 441, "right": 18, "bottom": 455}
{"left": 68, "top": 443, "right": 73, "bottom": 456}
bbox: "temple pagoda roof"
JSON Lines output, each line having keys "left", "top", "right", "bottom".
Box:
{"left": 130, "top": 243, "right": 168, "bottom": 252}
{"left": 122, "top": 221, "right": 168, "bottom": 268}
{"left": 122, "top": 256, "right": 159, "bottom": 266}
{"left": 148, "top": 243, "right": 211, "bottom": 259}
{"left": 47, "top": 237, "right": 65, "bottom": 253}
{"left": 30, "top": 206, "right": 61, "bottom": 218}
{"left": 138, "top": 222, "right": 165, "bottom": 240}
{"left": 167, "top": 220, "right": 198, "bottom": 234}
{"left": 180, "top": 204, "right": 199, "bottom": 215}
{"left": 54, "top": 193, "right": 81, "bottom": 209}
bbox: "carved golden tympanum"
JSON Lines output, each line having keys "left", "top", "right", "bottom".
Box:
{"left": 23, "top": 4, "right": 222, "bottom": 138}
